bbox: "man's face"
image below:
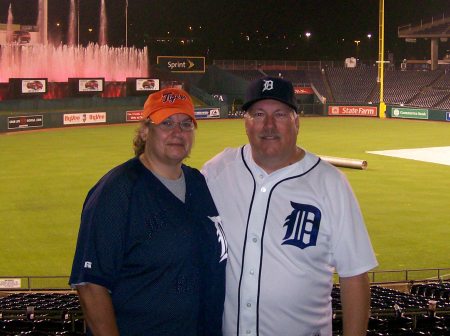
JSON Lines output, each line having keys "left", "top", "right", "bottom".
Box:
{"left": 245, "top": 99, "right": 299, "bottom": 172}
{"left": 143, "top": 113, "right": 195, "bottom": 166}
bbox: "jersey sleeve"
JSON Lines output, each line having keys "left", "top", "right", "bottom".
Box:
{"left": 328, "top": 171, "right": 378, "bottom": 277}
{"left": 69, "top": 173, "right": 132, "bottom": 290}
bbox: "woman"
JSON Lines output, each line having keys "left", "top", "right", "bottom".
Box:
{"left": 70, "top": 88, "right": 227, "bottom": 336}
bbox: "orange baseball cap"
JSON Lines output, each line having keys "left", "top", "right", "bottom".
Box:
{"left": 142, "top": 88, "right": 197, "bottom": 126}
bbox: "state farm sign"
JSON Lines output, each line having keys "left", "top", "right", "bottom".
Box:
{"left": 63, "top": 112, "right": 107, "bottom": 125}
{"left": 328, "top": 106, "right": 377, "bottom": 117}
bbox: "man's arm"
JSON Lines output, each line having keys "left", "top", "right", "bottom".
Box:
{"left": 76, "top": 283, "right": 120, "bottom": 336}
{"left": 339, "top": 272, "right": 371, "bottom": 336}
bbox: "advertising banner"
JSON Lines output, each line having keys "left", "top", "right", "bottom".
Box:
{"left": 0, "top": 29, "right": 38, "bottom": 45}
{"left": 126, "top": 110, "right": 143, "bottom": 122}
{"left": 194, "top": 107, "right": 220, "bottom": 119}
{"left": 126, "top": 108, "right": 219, "bottom": 122}
{"left": 136, "top": 78, "right": 159, "bottom": 92}
{"left": 78, "top": 79, "right": 104, "bottom": 92}
{"left": 0, "top": 279, "right": 21, "bottom": 289}
{"left": 157, "top": 56, "right": 205, "bottom": 73}
{"left": 8, "top": 115, "right": 43, "bottom": 129}
{"left": 63, "top": 112, "right": 106, "bottom": 125}
{"left": 294, "top": 87, "right": 314, "bottom": 95}
{"left": 391, "top": 107, "right": 429, "bottom": 120}
{"left": 21, "top": 79, "right": 46, "bottom": 94}
{"left": 212, "top": 94, "right": 228, "bottom": 104}
{"left": 446, "top": 112, "right": 450, "bottom": 121}
{"left": 328, "top": 105, "right": 377, "bottom": 116}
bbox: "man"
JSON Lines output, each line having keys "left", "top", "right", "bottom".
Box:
{"left": 70, "top": 88, "right": 227, "bottom": 336}
{"left": 202, "top": 77, "right": 378, "bottom": 336}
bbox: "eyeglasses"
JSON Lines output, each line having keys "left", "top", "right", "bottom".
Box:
{"left": 245, "top": 109, "right": 295, "bottom": 122}
{"left": 152, "top": 118, "right": 195, "bottom": 131}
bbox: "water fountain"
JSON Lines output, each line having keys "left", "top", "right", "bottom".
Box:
{"left": 67, "top": 0, "right": 76, "bottom": 46}
{"left": 6, "top": 3, "right": 13, "bottom": 44}
{"left": 0, "top": 0, "right": 148, "bottom": 84}
{"left": 0, "top": 44, "right": 148, "bottom": 83}
{"left": 99, "top": 0, "right": 107, "bottom": 46}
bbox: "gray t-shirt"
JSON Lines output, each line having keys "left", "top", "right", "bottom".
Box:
{"left": 153, "top": 170, "right": 186, "bottom": 203}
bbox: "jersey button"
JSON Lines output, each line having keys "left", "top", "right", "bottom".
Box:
{"left": 246, "top": 330, "right": 251, "bottom": 334}
{"left": 246, "top": 302, "right": 251, "bottom": 307}
{"left": 249, "top": 269, "right": 254, "bottom": 275}
{"left": 252, "top": 237, "right": 257, "bottom": 243}
{"left": 260, "top": 187, "right": 266, "bottom": 192}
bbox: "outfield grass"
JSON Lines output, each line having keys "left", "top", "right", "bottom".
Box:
{"left": 0, "top": 117, "right": 449, "bottom": 277}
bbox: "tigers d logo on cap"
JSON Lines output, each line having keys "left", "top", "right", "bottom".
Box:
{"left": 242, "top": 76, "right": 298, "bottom": 112}
{"left": 142, "top": 88, "right": 197, "bottom": 126}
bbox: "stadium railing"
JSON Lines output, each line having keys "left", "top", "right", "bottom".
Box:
{"left": 0, "top": 276, "right": 71, "bottom": 292}
{"left": 213, "top": 59, "right": 382, "bottom": 71}
{"left": 213, "top": 59, "right": 336, "bottom": 71}
{"left": 368, "top": 268, "right": 450, "bottom": 284}
{"left": 1, "top": 268, "right": 449, "bottom": 292}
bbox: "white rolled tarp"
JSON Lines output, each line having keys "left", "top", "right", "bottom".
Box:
{"left": 319, "top": 155, "right": 368, "bottom": 170}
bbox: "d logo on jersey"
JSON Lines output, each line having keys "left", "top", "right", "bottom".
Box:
{"left": 208, "top": 216, "right": 228, "bottom": 263}
{"left": 282, "top": 201, "right": 321, "bottom": 249}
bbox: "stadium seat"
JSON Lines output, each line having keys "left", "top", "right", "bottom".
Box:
{"left": 332, "top": 314, "right": 343, "bottom": 334}
{"left": 1, "top": 319, "right": 34, "bottom": 332}
{"left": 368, "top": 316, "right": 387, "bottom": 332}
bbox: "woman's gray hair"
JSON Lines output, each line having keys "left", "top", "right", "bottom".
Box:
{"left": 133, "top": 119, "right": 152, "bottom": 156}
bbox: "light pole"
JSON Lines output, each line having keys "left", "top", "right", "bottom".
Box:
{"left": 367, "top": 33, "right": 372, "bottom": 63}
{"left": 305, "top": 32, "right": 311, "bottom": 58}
{"left": 354, "top": 40, "right": 361, "bottom": 59}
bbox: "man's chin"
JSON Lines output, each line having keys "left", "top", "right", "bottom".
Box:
{"left": 256, "top": 147, "right": 284, "bottom": 159}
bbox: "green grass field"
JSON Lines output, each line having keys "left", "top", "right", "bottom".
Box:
{"left": 0, "top": 117, "right": 449, "bottom": 280}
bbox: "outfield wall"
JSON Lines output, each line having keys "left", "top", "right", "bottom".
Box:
{"left": 2, "top": 101, "right": 448, "bottom": 132}
{"left": 326, "top": 104, "right": 450, "bottom": 122}
{"left": 386, "top": 106, "right": 450, "bottom": 122}
{"left": 0, "top": 97, "right": 223, "bottom": 133}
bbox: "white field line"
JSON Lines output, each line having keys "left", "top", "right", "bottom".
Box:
{"left": 367, "top": 146, "right": 450, "bottom": 166}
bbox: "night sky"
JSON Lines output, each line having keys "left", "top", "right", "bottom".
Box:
{"left": 1, "top": 0, "right": 449, "bottom": 62}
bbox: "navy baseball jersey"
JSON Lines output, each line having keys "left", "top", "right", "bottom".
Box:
{"left": 202, "top": 145, "right": 377, "bottom": 336}
{"left": 70, "top": 157, "right": 227, "bottom": 336}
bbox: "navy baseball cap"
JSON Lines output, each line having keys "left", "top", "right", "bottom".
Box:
{"left": 242, "top": 76, "right": 298, "bottom": 112}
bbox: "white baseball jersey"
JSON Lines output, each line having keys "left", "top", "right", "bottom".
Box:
{"left": 202, "top": 145, "right": 378, "bottom": 336}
